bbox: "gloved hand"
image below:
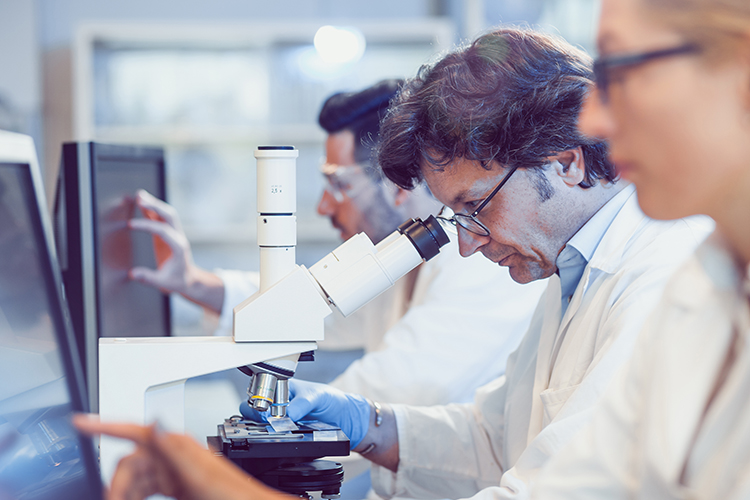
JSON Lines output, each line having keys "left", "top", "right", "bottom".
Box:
{"left": 238, "top": 401, "right": 267, "bottom": 423}
{"left": 287, "top": 379, "right": 371, "bottom": 448}
{"left": 128, "top": 189, "right": 224, "bottom": 314}
{"left": 240, "top": 379, "right": 371, "bottom": 449}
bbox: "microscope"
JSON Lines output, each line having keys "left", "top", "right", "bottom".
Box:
{"left": 98, "top": 146, "right": 448, "bottom": 497}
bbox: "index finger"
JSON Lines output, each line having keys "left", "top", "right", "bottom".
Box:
{"left": 73, "top": 414, "right": 155, "bottom": 447}
{"left": 135, "top": 190, "right": 179, "bottom": 228}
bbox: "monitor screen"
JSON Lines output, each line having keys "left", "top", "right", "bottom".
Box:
{"left": 0, "top": 156, "right": 102, "bottom": 500}
{"left": 93, "top": 152, "right": 169, "bottom": 338}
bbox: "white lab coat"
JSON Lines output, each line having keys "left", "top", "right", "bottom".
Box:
{"left": 532, "top": 232, "right": 750, "bottom": 500}
{"left": 218, "top": 234, "right": 548, "bottom": 405}
{"left": 370, "top": 188, "right": 713, "bottom": 500}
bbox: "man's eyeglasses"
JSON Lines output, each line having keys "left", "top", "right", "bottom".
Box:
{"left": 320, "top": 163, "right": 373, "bottom": 202}
{"left": 592, "top": 44, "right": 700, "bottom": 103}
{"left": 437, "top": 166, "right": 518, "bottom": 237}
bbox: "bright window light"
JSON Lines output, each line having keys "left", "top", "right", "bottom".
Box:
{"left": 313, "top": 26, "right": 366, "bottom": 64}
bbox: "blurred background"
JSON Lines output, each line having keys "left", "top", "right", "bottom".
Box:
{"left": 0, "top": 0, "right": 600, "bottom": 335}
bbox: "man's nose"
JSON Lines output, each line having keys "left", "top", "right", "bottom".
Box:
{"left": 317, "top": 189, "right": 337, "bottom": 216}
{"left": 457, "top": 226, "right": 489, "bottom": 257}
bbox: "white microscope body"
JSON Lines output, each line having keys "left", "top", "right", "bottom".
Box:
{"left": 98, "top": 147, "right": 448, "bottom": 482}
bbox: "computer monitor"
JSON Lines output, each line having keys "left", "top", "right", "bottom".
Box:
{"left": 0, "top": 130, "right": 103, "bottom": 500}
{"left": 55, "top": 142, "right": 171, "bottom": 411}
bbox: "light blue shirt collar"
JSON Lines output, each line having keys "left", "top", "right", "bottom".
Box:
{"left": 556, "top": 186, "right": 633, "bottom": 314}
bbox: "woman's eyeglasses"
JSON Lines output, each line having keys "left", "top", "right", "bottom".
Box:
{"left": 592, "top": 44, "right": 700, "bottom": 103}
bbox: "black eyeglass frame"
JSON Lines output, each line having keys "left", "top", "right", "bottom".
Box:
{"left": 438, "top": 166, "right": 518, "bottom": 237}
{"left": 593, "top": 44, "right": 700, "bottom": 102}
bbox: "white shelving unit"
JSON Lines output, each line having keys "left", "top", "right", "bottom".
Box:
{"left": 72, "top": 20, "right": 455, "bottom": 246}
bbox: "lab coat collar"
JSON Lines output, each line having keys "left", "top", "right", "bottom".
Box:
{"left": 551, "top": 185, "right": 642, "bottom": 359}
{"left": 565, "top": 183, "right": 634, "bottom": 265}
{"left": 584, "top": 184, "right": 642, "bottom": 277}
{"left": 558, "top": 185, "right": 641, "bottom": 326}
{"left": 555, "top": 184, "right": 634, "bottom": 304}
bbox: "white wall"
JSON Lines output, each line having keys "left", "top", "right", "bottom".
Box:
{"left": 34, "top": 0, "right": 444, "bottom": 194}
{"left": 35, "top": 0, "right": 437, "bottom": 49}
{"left": 0, "top": 1, "right": 41, "bottom": 146}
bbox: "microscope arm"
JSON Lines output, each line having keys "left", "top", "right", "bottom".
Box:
{"left": 237, "top": 216, "right": 449, "bottom": 415}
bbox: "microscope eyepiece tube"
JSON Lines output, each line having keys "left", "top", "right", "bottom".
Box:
{"left": 308, "top": 216, "right": 449, "bottom": 317}
{"left": 398, "top": 215, "right": 449, "bottom": 261}
{"left": 255, "top": 146, "right": 298, "bottom": 293}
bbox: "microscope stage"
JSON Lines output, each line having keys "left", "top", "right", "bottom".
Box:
{"left": 209, "top": 417, "right": 350, "bottom": 459}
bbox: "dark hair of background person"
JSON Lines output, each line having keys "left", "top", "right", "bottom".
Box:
{"left": 318, "top": 78, "right": 404, "bottom": 177}
{"left": 377, "top": 27, "right": 615, "bottom": 198}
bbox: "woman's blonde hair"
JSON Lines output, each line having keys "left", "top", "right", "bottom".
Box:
{"left": 646, "top": 0, "right": 750, "bottom": 57}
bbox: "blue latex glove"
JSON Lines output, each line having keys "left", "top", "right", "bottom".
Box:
{"left": 238, "top": 401, "right": 267, "bottom": 423}
{"left": 287, "top": 379, "right": 371, "bottom": 449}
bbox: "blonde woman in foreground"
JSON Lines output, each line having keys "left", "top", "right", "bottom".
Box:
{"left": 533, "top": 0, "right": 750, "bottom": 498}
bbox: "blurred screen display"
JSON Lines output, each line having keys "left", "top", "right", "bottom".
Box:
{"left": 0, "top": 163, "right": 100, "bottom": 500}
{"left": 93, "top": 158, "right": 169, "bottom": 337}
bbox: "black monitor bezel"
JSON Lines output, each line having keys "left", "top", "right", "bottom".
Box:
{"left": 55, "top": 141, "right": 171, "bottom": 412}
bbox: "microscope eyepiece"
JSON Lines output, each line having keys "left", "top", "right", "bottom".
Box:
{"left": 398, "top": 215, "right": 450, "bottom": 261}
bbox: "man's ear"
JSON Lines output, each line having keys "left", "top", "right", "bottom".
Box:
{"left": 549, "top": 147, "right": 585, "bottom": 187}
{"left": 393, "top": 187, "right": 410, "bottom": 207}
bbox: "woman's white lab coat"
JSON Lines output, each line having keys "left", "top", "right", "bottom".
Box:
{"left": 371, "top": 190, "right": 713, "bottom": 500}
{"left": 533, "top": 232, "right": 750, "bottom": 499}
{"left": 218, "top": 234, "right": 548, "bottom": 405}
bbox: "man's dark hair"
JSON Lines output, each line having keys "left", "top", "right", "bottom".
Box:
{"left": 319, "top": 79, "right": 404, "bottom": 170}
{"left": 377, "top": 27, "right": 614, "bottom": 194}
